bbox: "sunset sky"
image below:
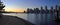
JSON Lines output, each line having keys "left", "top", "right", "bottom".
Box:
{"left": 1, "top": 0, "right": 60, "bottom": 12}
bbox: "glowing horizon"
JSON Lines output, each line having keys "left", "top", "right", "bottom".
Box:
{"left": 1, "top": 0, "right": 60, "bottom": 12}
{"left": 4, "top": 6, "right": 26, "bottom": 12}
{"left": 4, "top": 8, "right": 25, "bottom": 12}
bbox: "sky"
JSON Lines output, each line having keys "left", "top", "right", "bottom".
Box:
{"left": 1, "top": 0, "right": 60, "bottom": 12}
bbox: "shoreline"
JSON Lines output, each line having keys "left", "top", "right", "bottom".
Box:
{"left": 0, "top": 15, "right": 34, "bottom": 25}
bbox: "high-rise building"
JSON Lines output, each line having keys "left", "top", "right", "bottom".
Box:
{"left": 50, "top": 6, "right": 53, "bottom": 13}
{"left": 40, "top": 6, "right": 44, "bottom": 13}
{"left": 45, "top": 6, "right": 48, "bottom": 10}
{"left": 55, "top": 5, "right": 59, "bottom": 21}
{"left": 55, "top": 5, "right": 58, "bottom": 11}
{"left": 27, "top": 8, "right": 30, "bottom": 13}
{"left": 45, "top": 6, "right": 49, "bottom": 13}
{"left": 59, "top": 6, "right": 60, "bottom": 12}
{"left": 34, "top": 8, "right": 40, "bottom": 13}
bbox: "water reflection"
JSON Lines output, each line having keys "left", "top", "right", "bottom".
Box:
{"left": 3, "top": 13, "right": 58, "bottom": 25}
{"left": 34, "top": 14, "right": 40, "bottom": 25}
{"left": 27, "top": 14, "right": 35, "bottom": 24}
{"left": 27, "top": 13, "right": 57, "bottom": 25}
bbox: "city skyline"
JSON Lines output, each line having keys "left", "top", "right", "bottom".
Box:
{"left": 1, "top": 0, "right": 60, "bottom": 12}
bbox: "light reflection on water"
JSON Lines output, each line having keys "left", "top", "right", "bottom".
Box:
{"left": 2, "top": 13, "right": 57, "bottom": 25}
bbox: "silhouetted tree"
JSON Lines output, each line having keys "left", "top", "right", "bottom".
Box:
{"left": 24, "top": 11, "right": 26, "bottom": 13}
{"left": 0, "top": 0, "right": 5, "bottom": 17}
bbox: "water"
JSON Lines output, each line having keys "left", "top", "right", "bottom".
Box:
{"left": 2, "top": 13, "right": 57, "bottom": 25}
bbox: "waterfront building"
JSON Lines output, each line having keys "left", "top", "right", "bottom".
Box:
{"left": 27, "top": 8, "right": 30, "bottom": 13}
{"left": 50, "top": 6, "right": 54, "bottom": 13}
{"left": 58, "top": 6, "right": 60, "bottom": 12}
{"left": 27, "top": 8, "right": 34, "bottom": 13}
{"left": 55, "top": 5, "right": 58, "bottom": 12}
{"left": 55, "top": 5, "right": 60, "bottom": 21}
{"left": 40, "top": 6, "right": 44, "bottom": 14}
{"left": 29, "top": 9, "right": 34, "bottom": 13}
{"left": 34, "top": 8, "right": 40, "bottom": 13}
{"left": 45, "top": 6, "right": 49, "bottom": 13}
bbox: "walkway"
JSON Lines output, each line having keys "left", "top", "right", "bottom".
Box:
{"left": 0, "top": 15, "right": 34, "bottom": 25}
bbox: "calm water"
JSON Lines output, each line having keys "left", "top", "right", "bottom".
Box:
{"left": 2, "top": 13, "right": 58, "bottom": 25}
